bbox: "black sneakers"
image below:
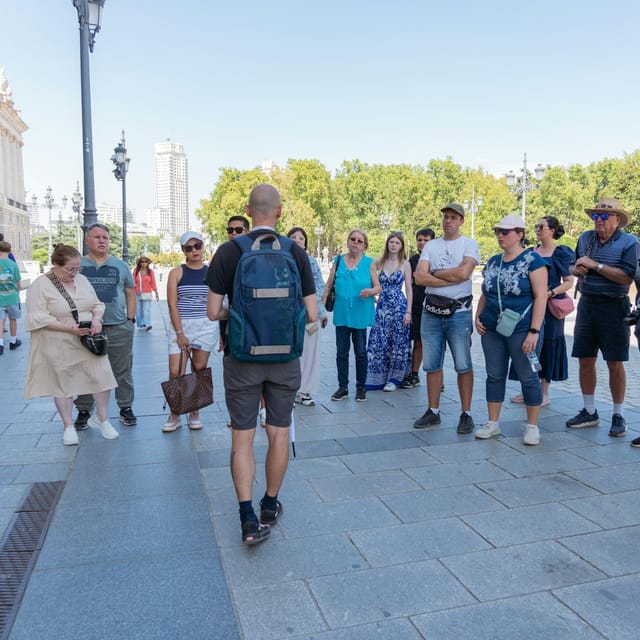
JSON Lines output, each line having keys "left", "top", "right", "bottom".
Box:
{"left": 456, "top": 412, "right": 475, "bottom": 435}
{"left": 630, "top": 437, "right": 640, "bottom": 448}
{"left": 331, "top": 388, "right": 348, "bottom": 401}
{"left": 609, "top": 414, "right": 628, "bottom": 437}
{"left": 413, "top": 409, "right": 441, "bottom": 429}
{"left": 566, "top": 408, "right": 599, "bottom": 429}
{"left": 9, "top": 339, "right": 21, "bottom": 350}
{"left": 355, "top": 387, "right": 367, "bottom": 402}
{"left": 120, "top": 407, "right": 137, "bottom": 426}
{"left": 400, "top": 373, "right": 420, "bottom": 389}
{"left": 74, "top": 410, "right": 91, "bottom": 430}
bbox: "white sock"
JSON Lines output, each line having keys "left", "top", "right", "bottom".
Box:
{"left": 9, "top": 336, "right": 16, "bottom": 344}
{"left": 0, "top": 339, "right": 4, "bottom": 347}
{"left": 613, "top": 403, "right": 624, "bottom": 416}
{"left": 583, "top": 395, "right": 596, "bottom": 414}
{"left": 430, "top": 407, "right": 440, "bottom": 415}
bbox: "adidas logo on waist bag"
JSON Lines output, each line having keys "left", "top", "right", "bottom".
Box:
{"left": 229, "top": 233, "right": 306, "bottom": 362}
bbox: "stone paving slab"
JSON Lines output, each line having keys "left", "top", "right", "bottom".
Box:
{"left": 563, "top": 489, "right": 640, "bottom": 529}
{"left": 309, "top": 469, "right": 421, "bottom": 501}
{"left": 404, "top": 459, "right": 514, "bottom": 489}
{"left": 566, "top": 461, "right": 640, "bottom": 493}
{"left": 292, "top": 618, "right": 424, "bottom": 640}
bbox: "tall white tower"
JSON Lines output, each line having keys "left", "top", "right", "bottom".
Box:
{"left": 154, "top": 139, "right": 188, "bottom": 238}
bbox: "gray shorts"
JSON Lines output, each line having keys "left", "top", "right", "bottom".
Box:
{"left": 0, "top": 304, "right": 21, "bottom": 320}
{"left": 223, "top": 355, "right": 300, "bottom": 430}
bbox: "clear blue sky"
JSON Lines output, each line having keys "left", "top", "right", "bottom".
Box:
{"left": 2, "top": 0, "right": 640, "bottom": 224}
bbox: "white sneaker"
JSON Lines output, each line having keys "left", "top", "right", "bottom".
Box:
{"left": 523, "top": 424, "right": 540, "bottom": 446}
{"left": 62, "top": 426, "right": 79, "bottom": 446}
{"left": 383, "top": 382, "right": 398, "bottom": 392}
{"left": 475, "top": 422, "right": 501, "bottom": 439}
{"left": 88, "top": 415, "right": 120, "bottom": 440}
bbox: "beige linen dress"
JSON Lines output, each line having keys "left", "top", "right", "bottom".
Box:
{"left": 24, "top": 273, "right": 117, "bottom": 399}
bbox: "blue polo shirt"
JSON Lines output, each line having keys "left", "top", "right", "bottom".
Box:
{"left": 573, "top": 230, "right": 639, "bottom": 297}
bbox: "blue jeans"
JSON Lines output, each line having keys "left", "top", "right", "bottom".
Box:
{"left": 335, "top": 326, "right": 368, "bottom": 389}
{"left": 421, "top": 310, "right": 473, "bottom": 373}
{"left": 136, "top": 295, "right": 152, "bottom": 327}
{"left": 481, "top": 329, "right": 542, "bottom": 405}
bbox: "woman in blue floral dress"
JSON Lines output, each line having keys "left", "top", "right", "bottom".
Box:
{"left": 366, "top": 232, "right": 413, "bottom": 391}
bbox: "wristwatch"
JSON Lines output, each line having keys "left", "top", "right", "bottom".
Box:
{"left": 596, "top": 263, "right": 605, "bottom": 273}
{"left": 128, "top": 317, "right": 136, "bottom": 324}
{"left": 528, "top": 328, "right": 540, "bottom": 334}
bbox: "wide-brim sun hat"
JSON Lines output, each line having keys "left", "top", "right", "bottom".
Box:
{"left": 180, "top": 231, "right": 203, "bottom": 245}
{"left": 584, "top": 197, "right": 629, "bottom": 228}
{"left": 493, "top": 214, "right": 526, "bottom": 230}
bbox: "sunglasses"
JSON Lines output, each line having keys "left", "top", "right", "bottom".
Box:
{"left": 349, "top": 237, "right": 365, "bottom": 244}
{"left": 227, "top": 226, "right": 246, "bottom": 235}
{"left": 139, "top": 260, "right": 149, "bottom": 263}
{"left": 183, "top": 242, "right": 203, "bottom": 252}
{"left": 534, "top": 224, "right": 549, "bottom": 231}
{"left": 590, "top": 213, "right": 617, "bottom": 221}
{"left": 494, "top": 228, "right": 514, "bottom": 236}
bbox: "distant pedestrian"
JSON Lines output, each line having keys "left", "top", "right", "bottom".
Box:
{"left": 24, "top": 244, "right": 118, "bottom": 446}
{"left": 401, "top": 228, "right": 435, "bottom": 389}
{"left": 322, "top": 229, "right": 381, "bottom": 402}
{"left": 475, "top": 214, "right": 548, "bottom": 446}
{"left": 287, "top": 226, "right": 328, "bottom": 407}
{"left": 567, "top": 197, "right": 639, "bottom": 437}
{"left": 163, "top": 231, "right": 219, "bottom": 432}
{"left": 413, "top": 204, "right": 479, "bottom": 435}
{"left": 132, "top": 256, "right": 159, "bottom": 331}
{"left": 0, "top": 234, "right": 16, "bottom": 263}
{"left": 0, "top": 240, "right": 21, "bottom": 354}
{"left": 365, "top": 231, "right": 412, "bottom": 391}
{"left": 74, "top": 224, "right": 138, "bottom": 430}
{"left": 206, "top": 184, "right": 317, "bottom": 545}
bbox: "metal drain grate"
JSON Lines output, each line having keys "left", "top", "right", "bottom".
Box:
{"left": 0, "top": 481, "right": 64, "bottom": 640}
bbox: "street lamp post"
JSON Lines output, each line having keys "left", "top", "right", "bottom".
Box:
{"left": 43, "top": 186, "right": 55, "bottom": 261}
{"left": 380, "top": 212, "right": 392, "bottom": 232}
{"left": 72, "top": 0, "right": 105, "bottom": 252}
{"left": 505, "top": 152, "right": 546, "bottom": 225}
{"left": 71, "top": 182, "right": 83, "bottom": 250}
{"left": 463, "top": 187, "right": 483, "bottom": 241}
{"left": 314, "top": 225, "right": 324, "bottom": 259}
{"left": 111, "top": 130, "right": 130, "bottom": 263}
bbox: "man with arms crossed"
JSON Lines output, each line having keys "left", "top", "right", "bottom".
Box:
{"left": 413, "top": 204, "right": 479, "bottom": 434}
{"left": 206, "top": 184, "right": 317, "bottom": 545}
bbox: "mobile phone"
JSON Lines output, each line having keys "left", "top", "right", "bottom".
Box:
{"left": 78, "top": 321, "right": 92, "bottom": 329}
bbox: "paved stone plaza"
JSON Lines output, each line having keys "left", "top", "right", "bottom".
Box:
{"left": 1, "top": 300, "right": 640, "bottom": 639}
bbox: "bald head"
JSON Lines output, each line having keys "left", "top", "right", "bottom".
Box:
{"left": 246, "top": 183, "right": 282, "bottom": 225}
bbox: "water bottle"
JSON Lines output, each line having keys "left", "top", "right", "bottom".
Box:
{"left": 527, "top": 350, "right": 542, "bottom": 373}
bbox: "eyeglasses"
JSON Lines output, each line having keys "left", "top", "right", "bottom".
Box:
{"left": 534, "top": 224, "right": 550, "bottom": 231}
{"left": 63, "top": 266, "right": 80, "bottom": 274}
{"left": 183, "top": 242, "right": 203, "bottom": 252}
{"left": 494, "top": 228, "right": 514, "bottom": 236}
{"left": 227, "top": 226, "right": 246, "bottom": 235}
{"left": 591, "top": 213, "right": 617, "bottom": 221}
{"left": 349, "top": 237, "right": 365, "bottom": 244}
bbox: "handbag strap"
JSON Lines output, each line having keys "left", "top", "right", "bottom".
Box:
{"left": 46, "top": 271, "right": 80, "bottom": 323}
{"left": 496, "top": 254, "right": 532, "bottom": 319}
{"left": 178, "top": 348, "right": 196, "bottom": 374}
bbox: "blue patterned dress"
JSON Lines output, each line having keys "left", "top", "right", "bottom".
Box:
{"left": 365, "top": 270, "right": 411, "bottom": 389}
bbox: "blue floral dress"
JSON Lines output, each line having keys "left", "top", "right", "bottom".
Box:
{"left": 365, "top": 269, "right": 411, "bottom": 389}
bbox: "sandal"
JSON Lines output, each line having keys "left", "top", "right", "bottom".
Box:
{"left": 188, "top": 413, "right": 203, "bottom": 430}
{"left": 295, "top": 392, "right": 315, "bottom": 407}
{"left": 241, "top": 520, "right": 271, "bottom": 545}
{"left": 162, "top": 416, "right": 181, "bottom": 432}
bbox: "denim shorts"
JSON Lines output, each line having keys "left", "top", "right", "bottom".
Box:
{"left": 572, "top": 296, "right": 630, "bottom": 362}
{"left": 421, "top": 309, "right": 473, "bottom": 373}
{"left": 0, "top": 304, "right": 21, "bottom": 320}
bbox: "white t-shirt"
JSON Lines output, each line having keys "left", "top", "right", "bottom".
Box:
{"left": 419, "top": 235, "right": 479, "bottom": 299}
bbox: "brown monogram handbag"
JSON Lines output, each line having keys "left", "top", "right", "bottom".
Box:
{"left": 161, "top": 350, "right": 214, "bottom": 415}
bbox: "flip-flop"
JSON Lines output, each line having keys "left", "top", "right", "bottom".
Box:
{"left": 241, "top": 520, "right": 270, "bottom": 545}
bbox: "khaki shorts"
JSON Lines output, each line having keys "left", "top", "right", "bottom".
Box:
{"left": 223, "top": 355, "right": 300, "bottom": 430}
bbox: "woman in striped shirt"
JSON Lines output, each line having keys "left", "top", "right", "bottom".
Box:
{"left": 163, "top": 231, "right": 219, "bottom": 432}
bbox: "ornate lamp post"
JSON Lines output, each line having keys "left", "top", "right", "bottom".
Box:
{"left": 505, "top": 152, "right": 546, "bottom": 224}
{"left": 72, "top": 0, "right": 105, "bottom": 251}
{"left": 43, "top": 186, "right": 55, "bottom": 261}
{"left": 314, "top": 225, "right": 324, "bottom": 259}
{"left": 463, "top": 188, "right": 483, "bottom": 241}
{"left": 71, "top": 182, "right": 83, "bottom": 250}
{"left": 111, "top": 130, "right": 130, "bottom": 263}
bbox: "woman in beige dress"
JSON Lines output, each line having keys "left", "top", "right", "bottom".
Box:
{"left": 24, "top": 244, "right": 118, "bottom": 446}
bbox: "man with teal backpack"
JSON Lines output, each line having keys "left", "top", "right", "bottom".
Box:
{"left": 206, "top": 184, "right": 317, "bottom": 545}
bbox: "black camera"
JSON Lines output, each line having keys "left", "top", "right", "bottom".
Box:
{"left": 623, "top": 308, "right": 640, "bottom": 327}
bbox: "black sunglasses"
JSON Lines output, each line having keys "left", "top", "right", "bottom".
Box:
{"left": 227, "top": 226, "right": 246, "bottom": 235}
{"left": 494, "top": 228, "right": 514, "bottom": 236}
{"left": 183, "top": 242, "right": 203, "bottom": 252}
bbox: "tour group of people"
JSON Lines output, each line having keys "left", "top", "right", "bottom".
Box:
{"left": 9, "top": 186, "right": 640, "bottom": 545}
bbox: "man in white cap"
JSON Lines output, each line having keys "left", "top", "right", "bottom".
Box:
{"left": 413, "top": 203, "right": 480, "bottom": 435}
{"left": 567, "top": 197, "right": 640, "bottom": 437}
{"left": 75, "top": 223, "right": 138, "bottom": 428}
